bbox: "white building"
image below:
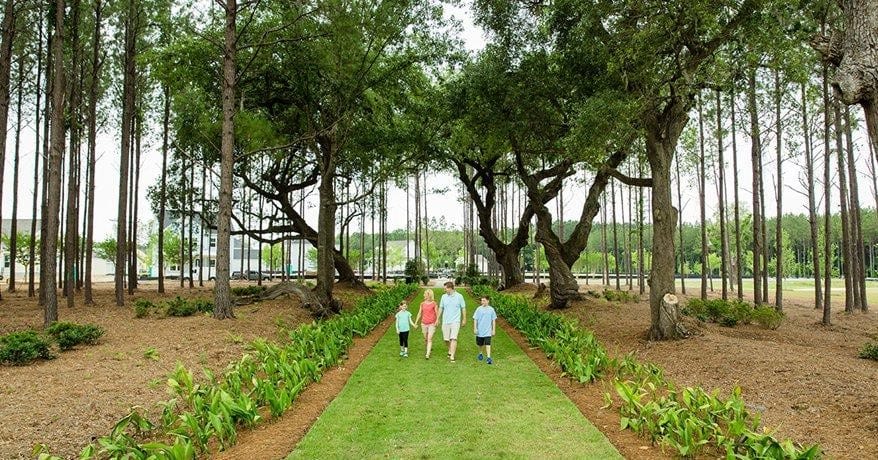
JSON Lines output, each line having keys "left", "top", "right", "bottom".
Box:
{"left": 0, "top": 219, "right": 115, "bottom": 281}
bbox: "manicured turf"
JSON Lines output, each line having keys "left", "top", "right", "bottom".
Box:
{"left": 288, "top": 288, "right": 622, "bottom": 459}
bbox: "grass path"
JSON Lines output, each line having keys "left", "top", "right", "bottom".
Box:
{"left": 288, "top": 288, "right": 621, "bottom": 459}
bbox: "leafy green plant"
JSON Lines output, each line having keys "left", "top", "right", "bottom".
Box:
{"left": 191, "top": 298, "right": 215, "bottom": 314}
{"left": 165, "top": 296, "right": 197, "bottom": 317}
{"left": 134, "top": 299, "right": 159, "bottom": 318}
{"left": 858, "top": 341, "right": 878, "bottom": 361}
{"left": 682, "top": 298, "right": 761, "bottom": 328}
{"left": 231, "top": 285, "right": 267, "bottom": 297}
{"left": 603, "top": 289, "right": 639, "bottom": 303}
{"left": 143, "top": 347, "right": 160, "bottom": 361}
{"left": 0, "top": 331, "right": 54, "bottom": 365}
{"left": 751, "top": 306, "right": 784, "bottom": 330}
{"left": 45, "top": 322, "right": 105, "bottom": 351}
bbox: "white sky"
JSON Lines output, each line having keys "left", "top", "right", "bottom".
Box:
{"left": 2, "top": 2, "right": 876, "bottom": 245}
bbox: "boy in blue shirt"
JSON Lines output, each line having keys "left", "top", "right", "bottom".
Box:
{"left": 472, "top": 295, "right": 497, "bottom": 364}
{"left": 395, "top": 301, "right": 416, "bottom": 357}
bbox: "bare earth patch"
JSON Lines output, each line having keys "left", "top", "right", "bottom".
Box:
{"left": 0, "top": 281, "right": 321, "bottom": 459}
{"left": 511, "top": 283, "right": 878, "bottom": 459}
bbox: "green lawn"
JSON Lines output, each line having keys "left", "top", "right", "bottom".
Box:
{"left": 677, "top": 277, "right": 878, "bottom": 304}
{"left": 288, "top": 288, "right": 621, "bottom": 459}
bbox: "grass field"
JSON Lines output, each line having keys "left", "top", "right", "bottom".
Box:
{"left": 671, "top": 277, "right": 878, "bottom": 304}
{"left": 288, "top": 288, "right": 622, "bottom": 459}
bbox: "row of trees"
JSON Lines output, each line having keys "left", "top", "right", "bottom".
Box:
{"left": 2, "top": 0, "right": 877, "bottom": 339}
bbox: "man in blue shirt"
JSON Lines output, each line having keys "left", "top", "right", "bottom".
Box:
{"left": 473, "top": 295, "right": 498, "bottom": 365}
{"left": 438, "top": 281, "right": 466, "bottom": 362}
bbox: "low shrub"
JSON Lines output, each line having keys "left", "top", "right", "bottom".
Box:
{"left": 134, "top": 299, "right": 158, "bottom": 318}
{"left": 682, "top": 298, "right": 763, "bottom": 327}
{"left": 165, "top": 296, "right": 198, "bottom": 317}
{"left": 603, "top": 289, "right": 638, "bottom": 303}
{"left": 231, "top": 285, "right": 267, "bottom": 297}
{"left": 0, "top": 331, "right": 53, "bottom": 365}
{"left": 46, "top": 322, "right": 105, "bottom": 351}
{"left": 165, "top": 296, "right": 213, "bottom": 316}
{"left": 751, "top": 306, "right": 784, "bottom": 330}
{"left": 190, "top": 298, "right": 215, "bottom": 314}
{"left": 858, "top": 341, "right": 878, "bottom": 361}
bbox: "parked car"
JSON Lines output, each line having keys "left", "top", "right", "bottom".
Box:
{"left": 242, "top": 270, "right": 269, "bottom": 280}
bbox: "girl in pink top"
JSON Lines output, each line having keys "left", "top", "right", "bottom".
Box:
{"left": 415, "top": 289, "right": 438, "bottom": 359}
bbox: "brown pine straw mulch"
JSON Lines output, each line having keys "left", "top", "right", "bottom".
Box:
{"left": 0, "top": 282, "right": 318, "bottom": 459}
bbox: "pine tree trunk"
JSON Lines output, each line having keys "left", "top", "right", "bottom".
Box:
{"left": 213, "top": 0, "right": 237, "bottom": 320}
{"left": 638, "top": 159, "right": 645, "bottom": 295}
{"left": 131, "top": 111, "right": 143, "bottom": 293}
{"left": 187, "top": 160, "right": 194, "bottom": 289}
{"left": 423, "top": 171, "right": 430, "bottom": 276}
{"left": 0, "top": 0, "right": 18, "bottom": 301}
{"left": 845, "top": 105, "right": 868, "bottom": 312}
{"left": 8, "top": 56, "right": 23, "bottom": 293}
{"left": 201, "top": 168, "right": 207, "bottom": 287}
{"left": 675, "top": 155, "right": 686, "bottom": 294}
{"left": 115, "top": 0, "right": 136, "bottom": 307}
{"left": 83, "top": 0, "right": 103, "bottom": 305}
{"left": 731, "top": 87, "right": 744, "bottom": 299}
{"left": 601, "top": 194, "right": 609, "bottom": 286}
{"left": 29, "top": 3, "right": 43, "bottom": 298}
{"left": 748, "top": 68, "right": 764, "bottom": 305}
{"left": 834, "top": 100, "right": 854, "bottom": 313}
{"left": 39, "top": 18, "right": 51, "bottom": 307}
{"left": 716, "top": 90, "right": 729, "bottom": 300}
{"left": 158, "top": 86, "right": 168, "bottom": 293}
{"left": 616, "top": 181, "right": 619, "bottom": 291}
{"left": 822, "top": 65, "right": 833, "bottom": 325}
{"left": 64, "top": 0, "right": 83, "bottom": 308}
{"left": 802, "top": 83, "right": 823, "bottom": 311}
{"left": 698, "top": 95, "right": 708, "bottom": 300}
{"left": 774, "top": 71, "right": 784, "bottom": 311}
{"left": 44, "top": 0, "right": 66, "bottom": 326}
{"left": 845, "top": 106, "right": 869, "bottom": 313}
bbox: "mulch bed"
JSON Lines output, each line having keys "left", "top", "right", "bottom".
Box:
{"left": 0, "top": 282, "right": 319, "bottom": 459}
{"left": 516, "top": 284, "right": 878, "bottom": 460}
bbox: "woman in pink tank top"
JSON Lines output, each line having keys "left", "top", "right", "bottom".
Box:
{"left": 415, "top": 289, "right": 438, "bottom": 359}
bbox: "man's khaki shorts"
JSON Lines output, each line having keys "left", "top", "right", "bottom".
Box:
{"left": 442, "top": 322, "right": 460, "bottom": 341}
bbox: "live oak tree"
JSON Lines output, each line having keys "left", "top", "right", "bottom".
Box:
{"left": 813, "top": 0, "right": 878, "bottom": 162}
{"left": 526, "top": 0, "right": 759, "bottom": 334}
{"left": 155, "top": 0, "right": 447, "bottom": 313}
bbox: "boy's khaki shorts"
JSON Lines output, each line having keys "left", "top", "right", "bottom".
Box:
{"left": 442, "top": 322, "right": 460, "bottom": 341}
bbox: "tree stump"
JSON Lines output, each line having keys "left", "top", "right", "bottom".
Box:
{"left": 533, "top": 282, "right": 547, "bottom": 299}
{"left": 659, "top": 293, "right": 688, "bottom": 338}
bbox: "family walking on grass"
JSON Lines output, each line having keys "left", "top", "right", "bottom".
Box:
{"left": 395, "top": 281, "right": 497, "bottom": 364}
